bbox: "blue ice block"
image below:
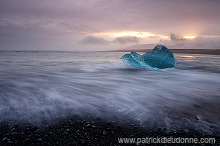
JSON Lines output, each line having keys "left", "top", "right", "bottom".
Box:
{"left": 120, "top": 45, "right": 176, "bottom": 69}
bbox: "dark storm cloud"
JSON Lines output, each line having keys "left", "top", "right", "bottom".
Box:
{"left": 80, "top": 36, "right": 109, "bottom": 45}
{"left": 113, "top": 36, "right": 139, "bottom": 44}
{"left": 0, "top": 0, "right": 220, "bottom": 50}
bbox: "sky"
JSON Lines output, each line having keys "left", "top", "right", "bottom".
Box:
{"left": 0, "top": 0, "right": 220, "bottom": 51}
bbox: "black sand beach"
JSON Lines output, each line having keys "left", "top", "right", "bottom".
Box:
{"left": 0, "top": 117, "right": 219, "bottom": 145}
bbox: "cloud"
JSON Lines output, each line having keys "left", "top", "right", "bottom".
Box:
{"left": 0, "top": 0, "right": 220, "bottom": 50}
{"left": 113, "top": 36, "right": 139, "bottom": 44}
{"left": 79, "top": 35, "right": 109, "bottom": 45}
{"left": 161, "top": 36, "right": 220, "bottom": 49}
{"left": 127, "top": 34, "right": 220, "bottom": 50}
{"left": 169, "top": 33, "right": 186, "bottom": 41}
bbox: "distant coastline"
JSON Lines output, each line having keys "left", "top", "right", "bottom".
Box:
{"left": 109, "top": 49, "right": 220, "bottom": 55}
{"left": 1, "top": 49, "right": 220, "bottom": 55}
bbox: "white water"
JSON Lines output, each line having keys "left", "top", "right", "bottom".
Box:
{"left": 0, "top": 51, "right": 220, "bottom": 135}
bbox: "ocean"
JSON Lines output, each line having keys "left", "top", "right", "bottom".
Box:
{"left": 0, "top": 51, "right": 220, "bottom": 136}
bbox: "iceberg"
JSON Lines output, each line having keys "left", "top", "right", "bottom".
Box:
{"left": 120, "top": 45, "right": 176, "bottom": 69}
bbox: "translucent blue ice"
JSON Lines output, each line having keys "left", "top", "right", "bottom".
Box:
{"left": 120, "top": 45, "right": 176, "bottom": 69}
